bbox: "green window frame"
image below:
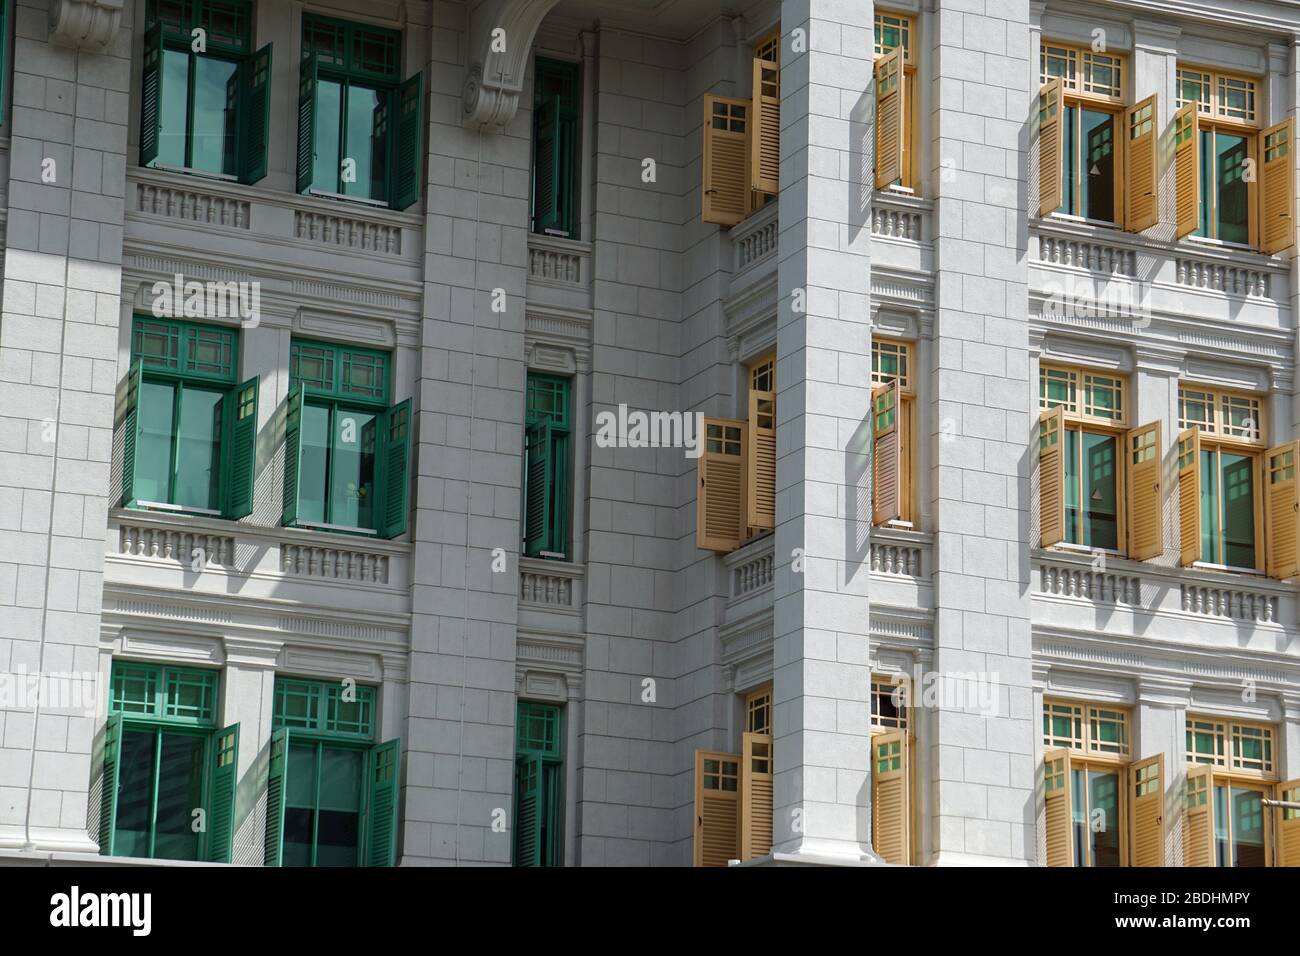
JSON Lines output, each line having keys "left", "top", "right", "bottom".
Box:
{"left": 98, "top": 661, "right": 239, "bottom": 863}
{"left": 140, "top": 0, "right": 272, "bottom": 183}
{"left": 523, "top": 373, "right": 571, "bottom": 559}
{"left": 531, "top": 57, "right": 581, "bottom": 238}
{"left": 513, "top": 700, "right": 564, "bottom": 867}
{"left": 265, "top": 677, "right": 400, "bottom": 867}
{"left": 297, "top": 14, "right": 423, "bottom": 210}
{"left": 121, "top": 316, "right": 259, "bottom": 520}
{"left": 283, "top": 339, "right": 410, "bottom": 538}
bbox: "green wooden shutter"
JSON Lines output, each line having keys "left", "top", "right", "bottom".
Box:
{"left": 390, "top": 72, "right": 424, "bottom": 210}
{"left": 120, "top": 362, "right": 143, "bottom": 507}
{"left": 543, "top": 762, "right": 563, "bottom": 866}
{"left": 523, "top": 420, "right": 552, "bottom": 557}
{"left": 282, "top": 383, "right": 304, "bottom": 526}
{"left": 513, "top": 753, "right": 543, "bottom": 866}
{"left": 223, "top": 376, "right": 258, "bottom": 520}
{"left": 97, "top": 713, "right": 124, "bottom": 856}
{"left": 296, "top": 52, "right": 318, "bottom": 194}
{"left": 206, "top": 723, "right": 239, "bottom": 863}
{"left": 140, "top": 22, "right": 165, "bottom": 167}
{"left": 364, "top": 738, "right": 401, "bottom": 867}
{"left": 239, "top": 43, "right": 273, "bottom": 184}
{"left": 378, "top": 398, "right": 411, "bottom": 539}
{"left": 533, "top": 98, "right": 562, "bottom": 234}
{"left": 263, "top": 727, "right": 290, "bottom": 867}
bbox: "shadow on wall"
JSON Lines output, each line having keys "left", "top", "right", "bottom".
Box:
{"left": 845, "top": 411, "right": 872, "bottom": 585}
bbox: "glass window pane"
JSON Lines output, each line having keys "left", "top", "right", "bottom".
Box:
{"left": 159, "top": 48, "right": 189, "bottom": 166}
{"left": 152, "top": 732, "right": 205, "bottom": 860}
{"left": 1081, "top": 109, "right": 1116, "bottom": 222}
{"left": 191, "top": 55, "right": 239, "bottom": 174}
{"left": 1221, "top": 452, "right": 1255, "bottom": 569}
{"left": 316, "top": 747, "right": 362, "bottom": 866}
{"left": 1230, "top": 787, "right": 1266, "bottom": 867}
{"left": 1070, "top": 768, "right": 1087, "bottom": 866}
{"left": 1196, "top": 130, "right": 1213, "bottom": 238}
{"left": 1081, "top": 431, "right": 1118, "bottom": 550}
{"left": 136, "top": 380, "right": 176, "bottom": 503}
{"left": 299, "top": 404, "right": 331, "bottom": 524}
{"left": 1216, "top": 132, "right": 1250, "bottom": 245}
{"left": 313, "top": 78, "right": 343, "bottom": 191}
{"left": 1061, "top": 104, "right": 1076, "bottom": 215}
{"left": 330, "top": 410, "right": 378, "bottom": 528}
{"left": 1088, "top": 770, "right": 1121, "bottom": 866}
{"left": 114, "top": 729, "right": 157, "bottom": 858}
{"left": 1213, "top": 784, "right": 1230, "bottom": 866}
{"left": 344, "top": 84, "right": 386, "bottom": 201}
{"left": 173, "top": 385, "right": 224, "bottom": 511}
{"left": 1064, "top": 428, "right": 1081, "bottom": 543}
{"left": 1200, "top": 449, "right": 1219, "bottom": 563}
{"left": 284, "top": 743, "right": 317, "bottom": 866}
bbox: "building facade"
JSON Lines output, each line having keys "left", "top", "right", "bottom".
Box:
{"left": 0, "top": 0, "right": 1297, "bottom": 868}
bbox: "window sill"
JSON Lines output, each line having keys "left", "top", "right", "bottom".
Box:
{"left": 150, "top": 162, "right": 238, "bottom": 183}
{"left": 1047, "top": 213, "right": 1120, "bottom": 230}
{"left": 1191, "top": 561, "right": 1264, "bottom": 577}
{"left": 291, "top": 520, "right": 379, "bottom": 538}
{"left": 130, "top": 501, "right": 224, "bottom": 519}
{"left": 307, "top": 188, "right": 391, "bottom": 210}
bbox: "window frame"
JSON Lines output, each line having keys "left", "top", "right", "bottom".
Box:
{"left": 531, "top": 55, "right": 582, "bottom": 238}
{"left": 870, "top": 676, "right": 909, "bottom": 733}
{"left": 1043, "top": 698, "right": 1132, "bottom": 762}
{"left": 1185, "top": 715, "right": 1275, "bottom": 780}
{"left": 745, "top": 684, "right": 773, "bottom": 736}
{"left": 871, "top": 338, "right": 917, "bottom": 526}
{"left": 514, "top": 699, "right": 565, "bottom": 867}
{"left": 522, "top": 372, "right": 573, "bottom": 560}
{"left": 874, "top": 10, "right": 919, "bottom": 193}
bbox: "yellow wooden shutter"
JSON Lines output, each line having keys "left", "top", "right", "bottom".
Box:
{"left": 1039, "top": 407, "right": 1065, "bottom": 548}
{"left": 697, "top": 417, "right": 747, "bottom": 552}
{"left": 1037, "top": 78, "right": 1063, "bottom": 217}
{"left": 694, "top": 749, "right": 740, "bottom": 867}
{"left": 1173, "top": 102, "right": 1200, "bottom": 240}
{"left": 1044, "top": 747, "right": 1072, "bottom": 867}
{"left": 1177, "top": 427, "right": 1202, "bottom": 566}
{"left": 750, "top": 57, "right": 780, "bottom": 199}
{"left": 874, "top": 48, "right": 904, "bottom": 189}
{"left": 1183, "top": 764, "right": 1213, "bottom": 867}
{"left": 1129, "top": 754, "right": 1164, "bottom": 867}
{"left": 1124, "top": 94, "right": 1159, "bottom": 232}
{"left": 872, "top": 381, "right": 902, "bottom": 525}
{"left": 1266, "top": 441, "right": 1299, "bottom": 580}
{"left": 1276, "top": 778, "right": 1300, "bottom": 867}
{"left": 746, "top": 356, "right": 776, "bottom": 531}
{"left": 872, "top": 729, "right": 909, "bottom": 864}
{"left": 740, "top": 731, "right": 774, "bottom": 860}
{"left": 1127, "top": 420, "right": 1163, "bottom": 561}
{"left": 1259, "top": 119, "right": 1295, "bottom": 255}
{"left": 703, "top": 95, "right": 751, "bottom": 226}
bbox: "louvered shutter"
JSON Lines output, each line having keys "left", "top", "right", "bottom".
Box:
{"left": 750, "top": 56, "right": 780, "bottom": 198}
{"left": 746, "top": 363, "right": 776, "bottom": 531}
{"left": 874, "top": 48, "right": 904, "bottom": 189}
{"left": 1127, "top": 421, "right": 1162, "bottom": 561}
{"left": 281, "top": 384, "right": 304, "bottom": 527}
{"left": 524, "top": 419, "right": 552, "bottom": 557}
{"left": 697, "top": 418, "right": 747, "bottom": 552}
{"left": 391, "top": 73, "right": 425, "bottom": 211}
{"left": 365, "top": 738, "right": 401, "bottom": 866}
{"left": 872, "top": 730, "right": 909, "bottom": 864}
{"left": 872, "top": 381, "right": 902, "bottom": 525}
{"left": 1037, "top": 78, "right": 1063, "bottom": 217}
{"left": 263, "top": 728, "right": 290, "bottom": 866}
{"left": 239, "top": 44, "right": 273, "bottom": 184}
{"left": 740, "top": 731, "right": 773, "bottom": 860}
{"left": 1044, "top": 747, "right": 1072, "bottom": 866}
{"left": 378, "top": 399, "right": 412, "bottom": 540}
{"left": 1177, "top": 428, "right": 1202, "bottom": 566}
{"left": 1125, "top": 94, "right": 1159, "bottom": 232}
{"left": 1039, "top": 407, "right": 1065, "bottom": 548}
{"left": 702, "top": 96, "right": 750, "bottom": 226}
{"left": 223, "top": 376, "right": 258, "bottom": 520}
{"left": 120, "top": 363, "right": 143, "bottom": 507}
{"left": 694, "top": 750, "right": 740, "bottom": 867}
{"left": 514, "top": 753, "right": 543, "bottom": 866}
{"left": 1129, "top": 754, "right": 1164, "bottom": 867}
{"left": 206, "top": 723, "right": 239, "bottom": 863}
{"left": 140, "top": 23, "right": 164, "bottom": 167}
{"left": 1275, "top": 779, "right": 1300, "bottom": 867}
{"left": 1259, "top": 119, "right": 1295, "bottom": 255}
{"left": 97, "top": 713, "right": 124, "bottom": 856}
{"left": 1174, "top": 103, "right": 1200, "bottom": 239}
{"left": 296, "top": 53, "right": 319, "bottom": 194}
{"left": 1183, "top": 764, "right": 1213, "bottom": 867}
{"left": 1266, "top": 441, "right": 1299, "bottom": 579}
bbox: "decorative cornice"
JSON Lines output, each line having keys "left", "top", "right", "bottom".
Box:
{"left": 49, "top": 0, "right": 123, "bottom": 52}
{"left": 463, "top": 0, "right": 565, "bottom": 131}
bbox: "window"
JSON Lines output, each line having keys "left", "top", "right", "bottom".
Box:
{"left": 1043, "top": 700, "right": 1130, "bottom": 759}
{"left": 532, "top": 58, "right": 580, "bottom": 238}
{"left": 1038, "top": 44, "right": 1123, "bottom": 223}
{"left": 523, "top": 373, "right": 571, "bottom": 558}
{"left": 870, "top": 677, "right": 908, "bottom": 731}
{"left": 121, "top": 317, "right": 258, "bottom": 519}
{"left": 140, "top": 0, "right": 271, "bottom": 182}
{"left": 1177, "top": 67, "right": 1257, "bottom": 125}
{"left": 284, "top": 339, "right": 411, "bottom": 538}
{"left": 298, "top": 15, "right": 423, "bottom": 209}
{"left": 98, "top": 661, "right": 238, "bottom": 862}
{"left": 514, "top": 700, "right": 564, "bottom": 867}
{"left": 265, "top": 677, "right": 400, "bottom": 867}
{"left": 872, "top": 340, "right": 915, "bottom": 526}
{"left": 746, "top": 354, "right": 776, "bottom": 533}
{"left": 874, "top": 11, "right": 918, "bottom": 191}
{"left": 738, "top": 685, "right": 774, "bottom": 861}
{"left": 746, "top": 685, "right": 772, "bottom": 736}
{"left": 1040, "top": 44, "right": 1124, "bottom": 102}
{"left": 870, "top": 675, "right": 911, "bottom": 864}
{"left": 1186, "top": 717, "right": 1273, "bottom": 775}
{"left": 1176, "top": 386, "right": 1264, "bottom": 571}
{"left": 1184, "top": 718, "right": 1279, "bottom": 867}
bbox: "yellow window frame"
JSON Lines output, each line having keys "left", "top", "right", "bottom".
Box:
{"left": 1186, "top": 715, "right": 1276, "bottom": 779}
{"left": 1040, "top": 42, "right": 1125, "bottom": 104}
{"left": 874, "top": 9, "right": 919, "bottom": 192}
{"left": 870, "top": 675, "right": 909, "bottom": 732}
{"left": 871, "top": 339, "right": 916, "bottom": 525}
{"left": 1043, "top": 698, "right": 1132, "bottom": 761}
{"left": 1177, "top": 384, "right": 1265, "bottom": 446}
{"left": 1177, "top": 65, "right": 1259, "bottom": 126}
{"left": 745, "top": 684, "right": 773, "bottom": 735}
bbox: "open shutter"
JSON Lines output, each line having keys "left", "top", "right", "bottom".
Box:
{"left": 97, "top": 713, "right": 124, "bottom": 856}
{"left": 1129, "top": 754, "right": 1164, "bottom": 867}
{"left": 1260, "top": 119, "right": 1295, "bottom": 255}
{"left": 740, "top": 731, "right": 773, "bottom": 860}
{"left": 1266, "top": 441, "right": 1299, "bottom": 579}
{"left": 1177, "top": 427, "right": 1202, "bottom": 566}
{"left": 523, "top": 419, "right": 553, "bottom": 557}
{"left": 1124, "top": 94, "right": 1159, "bottom": 232}
{"left": 120, "top": 362, "right": 143, "bottom": 507}
{"left": 238, "top": 44, "right": 273, "bottom": 184}
{"left": 281, "top": 384, "right": 304, "bottom": 527}
{"left": 1173, "top": 102, "right": 1200, "bottom": 239}
{"left": 750, "top": 56, "right": 780, "bottom": 198}
{"left": 1038, "top": 407, "right": 1065, "bottom": 548}
{"left": 223, "top": 376, "right": 258, "bottom": 520}
{"left": 702, "top": 95, "right": 750, "bottom": 226}
{"left": 697, "top": 418, "right": 747, "bottom": 552}
{"left": 391, "top": 72, "right": 424, "bottom": 211}
{"left": 206, "top": 723, "right": 239, "bottom": 863}
{"left": 872, "top": 729, "right": 910, "bottom": 864}
{"left": 533, "top": 97, "right": 562, "bottom": 233}
{"left": 874, "top": 48, "right": 904, "bottom": 189}
{"left": 1276, "top": 779, "right": 1300, "bottom": 867}
{"left": 296, "top": 53, "right": 318, "bottom": 194}
{"left": 872, "top": 381, "right": 902, "bottom": 525}
{"left": 1183, "top": 764, "right": 1213, "bottom": 867}
{"left": 514, "top": 752, "right": 543, "bottom": 867}
{"left": 1127, "top": 421, "right": 1162, "bottom": 560}
{"left": 263, "top": 728, "right": 290, "bottom": 866}
{"left": 365, "top": 738, "right": 401, "bottom": 866}
{"left": 694, "top": 750, "right": 740, "bottom": 867}
{"left": 746, "top": 365, "right": 776, "bottom": 531}
{"left": 140, "top": 22, "right": 164, "bottom": 167}
{"left": 1044, "top": 747, "right": 1072, "bottom": 866}
{"left": 1037, "top": 78, "right": 1063, "bottom": 217}
{"left": 378, "top": 399, "right": 411, "bottom": 539}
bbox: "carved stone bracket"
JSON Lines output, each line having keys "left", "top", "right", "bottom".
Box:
{"left": 462, "top": 0, "right": 564, "bottom": 131}
{"left": 49, "top": 0, "right": 124, "bottom": 52}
